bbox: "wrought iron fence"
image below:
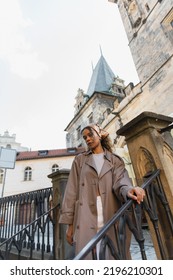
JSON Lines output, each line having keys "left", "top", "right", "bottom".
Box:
{"left": 1, "top": 170, "right": 173, "bottom": 260}
{"left": 0, "top": 187, "right": 57, "bottom": 260}
{"left": 74, "top": 169, "right": 173, "bottom": 260}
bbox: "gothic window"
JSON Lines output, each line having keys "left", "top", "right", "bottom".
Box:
{"left": 76, "top": 126, "right": 81, "bottom": 141}
{"left": 103, "top": 108, "right": 111, "bottom": 119}
{"left": 24, "top": 167, "right": 32, "bottom": 181}
{"left": 0, "top": 169, "right": 4, "bottom": 184}
{"left": 52, "top": 164, "right": 59, "bottom": 173}
{"left": 88, "top": 113, "right": 93, "bottom": 123}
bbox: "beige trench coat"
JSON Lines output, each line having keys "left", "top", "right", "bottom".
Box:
{"left": 59, "top": 149, "right": 133, "bottom": 259}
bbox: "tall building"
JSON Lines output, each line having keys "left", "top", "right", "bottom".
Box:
{"left": 65, "top": 54, "right": 126, "bottom": 148}
{"left": 64, "top": 0, "right": 173, "bottom": 183}
{"left": 65, "top": 1, "right": 173, "bottom": 149}
{"left": 107, "top": 0, "right": 173, "bottom": 120}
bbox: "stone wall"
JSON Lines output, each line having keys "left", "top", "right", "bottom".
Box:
{"left": 104, "top": 0, "right": 173, "bottom": 151}
{"left": 117, "top": 0, "right": 173, "bottom": 85}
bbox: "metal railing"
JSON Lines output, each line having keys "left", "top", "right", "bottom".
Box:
{"left": 74, "top": 169, "right": 173, "bottom": 260}
{"left": 0, "top": 187, "right": 56, "bottom": 260}
{"left": 0, "top": 205, "right": 59, "bottom": 260}
{"left": 1, "top": 169, "right": 173, "bottom": 260}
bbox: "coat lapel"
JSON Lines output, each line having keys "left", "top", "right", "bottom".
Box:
{"left": 99, "top": 158, "right": 113, "bottom": 179}
{"left": 85, "top": 153, "right": 97, "bottom": 172}
{"left": 84, "top": 149, "right": 113, "bottom": 178}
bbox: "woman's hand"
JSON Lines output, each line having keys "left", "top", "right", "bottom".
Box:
{"left": 127, "top": 187, "right": 145, "bottom": 204}
{"left": 66, "top": 224, "right": 74, "bottom": 245}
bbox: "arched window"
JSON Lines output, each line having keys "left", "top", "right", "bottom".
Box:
{"left": 52, "top": 164, "right": 59, "bottom": 173}
{"left": 0, "top": 169, "right": 4, "bottom": 184}
{"left": 24, "top": 167, "right": 32, "bottom": 181}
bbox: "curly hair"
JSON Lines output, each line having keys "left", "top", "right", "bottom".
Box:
{"left": 101, "top": 135, "right": 113, "bottom": 153}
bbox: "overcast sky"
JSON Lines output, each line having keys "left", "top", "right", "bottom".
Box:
{"left": 0, "top": 0, "right": 139, "bottom": 151}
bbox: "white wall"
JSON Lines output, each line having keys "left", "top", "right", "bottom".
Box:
{"left": 0, "top": 155, "right": 75, "bottom": 197}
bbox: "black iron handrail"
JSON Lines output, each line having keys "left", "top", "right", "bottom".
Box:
{"left": 0, "top": 187, "right": 53, "bottom": 242}
{"left": 74, "top": 169, "right": 172, "bottom": 260}
{"left": 0, "top": 204, "right": 59, "bottom": 260}
{"left": 0, "top": 187, "right": 56, "bottom": 260}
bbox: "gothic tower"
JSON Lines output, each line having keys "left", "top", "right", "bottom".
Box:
{"left": 108, "top": 0, "right": 173, "bottom": 121}
{"left": 65, "top": 54, "right": 126, "bottom": 148}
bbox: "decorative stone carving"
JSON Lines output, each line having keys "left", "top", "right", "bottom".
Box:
{"left": 137, "top": 147, "right": 156, "bottom": 178}
{"left": 123, "top": 0, "right": 142, "bottom": 28}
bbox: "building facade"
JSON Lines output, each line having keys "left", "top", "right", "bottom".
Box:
{"left": 0, "top": 147, "right": 84, "bottom": 197}
{"left": 64, "top": 0, "right": 173, "bottom": 183}
{"left": 107, "top": 1, "right": 173, "bottom": 128}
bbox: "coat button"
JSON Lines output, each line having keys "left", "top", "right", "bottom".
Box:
{"left": 80, "top": 202, "right": 83, "bottom": 206}
{"left": 77, "top": 225, "right": 80, "bottom": 229}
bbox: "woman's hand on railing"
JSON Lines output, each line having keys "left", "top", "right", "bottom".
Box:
{"left": 127, "top": 187, "right": 145, "bottom": 204}
{"left": 66, "top": 224, "right": 74, "bottom": 245}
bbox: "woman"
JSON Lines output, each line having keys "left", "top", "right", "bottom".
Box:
{"left": 59, "top": 123, "right": 145, "bottom": 259}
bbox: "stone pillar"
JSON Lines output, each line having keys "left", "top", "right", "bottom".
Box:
{"left": 48, "top": 169, "right": 74, "bottom": 260}
{"left": 117, "top": 111, "right": 173, "bottom": 259}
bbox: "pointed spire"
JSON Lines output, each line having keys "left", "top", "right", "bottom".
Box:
{"left": 86, "top": 54, "right": 115, "bottom": 97}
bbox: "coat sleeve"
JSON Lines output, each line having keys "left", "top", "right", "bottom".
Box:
{"left": 112, "top": 155, "right": 134, "bottom": 202}
{"left": 59, "top": 155, "right": 80, "bottom": 225}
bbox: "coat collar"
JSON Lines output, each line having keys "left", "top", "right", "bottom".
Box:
{"left": 84, "top": 148, "right": 112, "bottom": 161}
{"left": 84, "top": 149, "right": 113, "bottom": 178}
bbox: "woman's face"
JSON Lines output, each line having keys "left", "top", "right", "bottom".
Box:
{"left": 82, "top": 128, "right": 101, "bottom": 151}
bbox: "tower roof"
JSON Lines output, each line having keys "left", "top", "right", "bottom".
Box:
{"left": 86, "top": 54, "right": 115, "bottom": 97}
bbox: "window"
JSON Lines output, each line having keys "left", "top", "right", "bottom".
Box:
{"left": 0, "top": 169, "right": 4, "bottom": 184}
{"left": 67, "top": 147, "right": 77, "bottom": 153}
{"left": 38, "top": 150, "right": 48, "bottom": 156}
{"left": 103, "top": 108, "right": 111, "bottom": 119}
{"left": 88, "top": 113, "right": 93, "bottom": 124}
{"left": 52, "top": 164, "right": 59, "bottom": 173}
{"left": 76, "top": 126, "right": 81, "bottom": 140}
{"left": 24, "top": 167, "right": 32, "bottom": 181}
